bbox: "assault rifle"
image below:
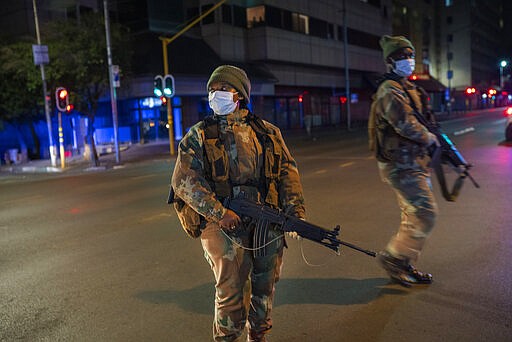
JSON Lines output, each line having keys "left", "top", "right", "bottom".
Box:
{"left": 224, "top": 197, "right": 376, "bottom": 257}
{"left": 402, "top": 83, "right": 480, "bottom": 201}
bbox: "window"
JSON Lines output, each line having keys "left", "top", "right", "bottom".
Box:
{"left": 222, "top": 4, "right": 232, "bottom": 24}
{"left": 233, "top": 5, "right": 246, "bottom": 27}
{"left": 347, "top": 28, "right": 380, "bottom": 50}
{"left": 446, "top": 16, "right": 452, "bottom": 24}
{"left": 247, "top": 5, "right": 265, "bottom": 28}
{"left": 445, "top": 0, "right": 453, "bottom": 7}
{"left": 292, "top": 13, "right": 309, "bottom": 34}
{"left": 309, "top": 17, "right": 328, "bottom": 38}
{"left": 447, "top": 34, "right": 453, "bottom": 43}
{"left": 201, "top": 4, "right": 214, "bottom": 25}
{"left": 222, "top": 4, "right": 246, "bottom": 27}
{"left": 328, "top": 23, "right": 335, "bottom": 39}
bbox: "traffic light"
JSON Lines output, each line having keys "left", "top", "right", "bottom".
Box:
{"left": 153, "top": 76, "right": 163, "bottom": 97}
{"left": 55, "top": 87, "right": 69, "bottom": 112}
{"left": 465, "top": 87, "right": 476, "bottom": 95}
{"left": 163, "top": 74, "right": 175, "bottom": 98}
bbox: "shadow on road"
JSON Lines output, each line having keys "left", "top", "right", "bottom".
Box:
{"left": 135, "top": 277, "right": 408, "bottom": 314}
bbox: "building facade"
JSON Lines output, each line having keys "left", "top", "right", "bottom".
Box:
{"left": 117, "top": 0, "right": 393, "bottom": 142}
{"left": 4, "top": 0, "right": 510, "bottom": 160}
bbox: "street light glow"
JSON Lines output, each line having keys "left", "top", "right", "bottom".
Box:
{"left": 500, "top": 60, "right": 507, "bottom": 68}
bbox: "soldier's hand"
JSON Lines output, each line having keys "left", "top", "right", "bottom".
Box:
{"left": 428, "top": 132, "right": 441, "bottom": 147}
{"left": 286, "top": 231, "right": 302, "bottom": 240}
{"left": 287, "top": 217, "right": 305, "bottom": 240}
{"left": 219, "top": 209, "right": 241, "bottom": 231}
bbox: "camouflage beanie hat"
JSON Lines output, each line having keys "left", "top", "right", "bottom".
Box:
{"left": 207, "top": 65, "right": 251, "bottom": 104}
{"left": 379, "top": 35, "right": 414, "bottom": 60}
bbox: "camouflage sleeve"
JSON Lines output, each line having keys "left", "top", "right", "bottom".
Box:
{"left": 171, "top": 124, "right": 226, "bottom": 222}
{"left": 379, "top": 82, "right": 432, "bottom": 146}
{"left": 266, "top": 123, "right": 306, "bottom": 219}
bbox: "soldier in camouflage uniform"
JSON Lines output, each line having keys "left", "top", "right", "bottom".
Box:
{"left": 369, "top": 36, "right": 440, "bottom": 287}
{"left": 171, "top": 65, "right": 305, "bottom": 341}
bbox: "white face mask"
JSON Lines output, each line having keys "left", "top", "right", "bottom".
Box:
{"left": 393, "top": 58, "right": 415, "bottom": 77}
{"left": 208, "top": 91, "right": 238, "bottom": 115}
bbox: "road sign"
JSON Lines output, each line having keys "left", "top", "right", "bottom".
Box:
{"left": 32, "top": 44, "right": 49, "bottom": 65}
{"left": 447, "top": 70, "right": 453, "bottom": 80}
{"left": 112, "top": 65, "right": 120, "bottom": 88}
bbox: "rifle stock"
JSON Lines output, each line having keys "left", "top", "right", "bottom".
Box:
{"left": 225, "top": 197, "right": 376, "bottom": 257}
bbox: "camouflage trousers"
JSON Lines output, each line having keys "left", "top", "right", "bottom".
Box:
{"left": 378, "top": 162, "right": 438, "bottom": 261}
{"left": 200, "top": 221, "right": 284, "bottom": 342}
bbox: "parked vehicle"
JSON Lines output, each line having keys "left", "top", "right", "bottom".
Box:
{"left": 505, "top": 107, "right": 512, "bottom": 141}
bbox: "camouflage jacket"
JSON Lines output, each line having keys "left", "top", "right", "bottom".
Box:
{"left": 171, "top": 109, "right": 306, "bottom": 223}
{"left": 370, "top": 75, "right": 435, "bottom": 170}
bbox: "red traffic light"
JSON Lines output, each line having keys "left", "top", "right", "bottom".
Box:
{"left": 465, "top": 87, "right": 476, "bottom": 95}
{"left": 298, "top": 95, "right": 303, "bottom": 103}
{"left": 58, "top": 89, "right": 68, "bottom": 99}
{"left": 55, "top": 87, "right": 69, "bottom": 112}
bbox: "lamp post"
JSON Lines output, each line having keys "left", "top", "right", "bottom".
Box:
{"left": 500, "top": 60, "right": 507, "bottom": 89}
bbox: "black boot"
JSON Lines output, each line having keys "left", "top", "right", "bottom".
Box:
{"left": 377, "top": 251, "right": 433, "bottom": 287}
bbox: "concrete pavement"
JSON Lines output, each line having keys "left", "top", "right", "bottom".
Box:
{"left": 0, "top": 140, "right": 173, "bottom": 175}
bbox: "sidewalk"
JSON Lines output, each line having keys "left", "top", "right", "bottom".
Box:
{"left": 0, "top": 140, "right": 173, "bottom": 175}
{"left": 0, "top": 106, "right": 500, "bottom": 175}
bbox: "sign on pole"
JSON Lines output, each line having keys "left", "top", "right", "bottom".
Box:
{"left": 112, "top": 65, "right": 120, "bottom": 88}
{"left": 32, "top": 44, "right": 49, "bottom": 65}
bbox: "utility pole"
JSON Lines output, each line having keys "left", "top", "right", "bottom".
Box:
{"left": 159, "top": 0, "right": 226, "bottom": 156}
{"left": 343, "top": 0, "right": 351, "bottom": 130}
{"left": 32, "top": 0, "right": 57, "bottom": 166}
{"left": 103, "top": 0, "right": 120, "bottom": 164}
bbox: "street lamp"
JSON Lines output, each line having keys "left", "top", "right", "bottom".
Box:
{"left": 500, "top": 60, "right": 507, "bottom": 89}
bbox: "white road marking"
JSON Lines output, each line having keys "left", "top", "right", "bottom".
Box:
{"left": 453, "top": 127, "right": 475, "bottom": 136}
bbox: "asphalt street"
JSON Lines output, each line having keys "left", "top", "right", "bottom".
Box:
{"left": 1, "top": 108, "right": 511, "bottom": 341}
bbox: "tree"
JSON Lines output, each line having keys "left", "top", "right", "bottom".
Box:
{"left": 0, "top": 12, "right": 132, "bottom": 165}
{"left": 43, "top": 13, "right": 132, "bottom": 166}
{"left": 0, "top": 36, "right": 47, "bottom": 159}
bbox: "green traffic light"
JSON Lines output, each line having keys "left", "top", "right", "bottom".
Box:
{"left": 163, "top": 74, "right": 175, "bottom": 98}
{"left": 153, "top": 76, "right": 163, "bottom": 97}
